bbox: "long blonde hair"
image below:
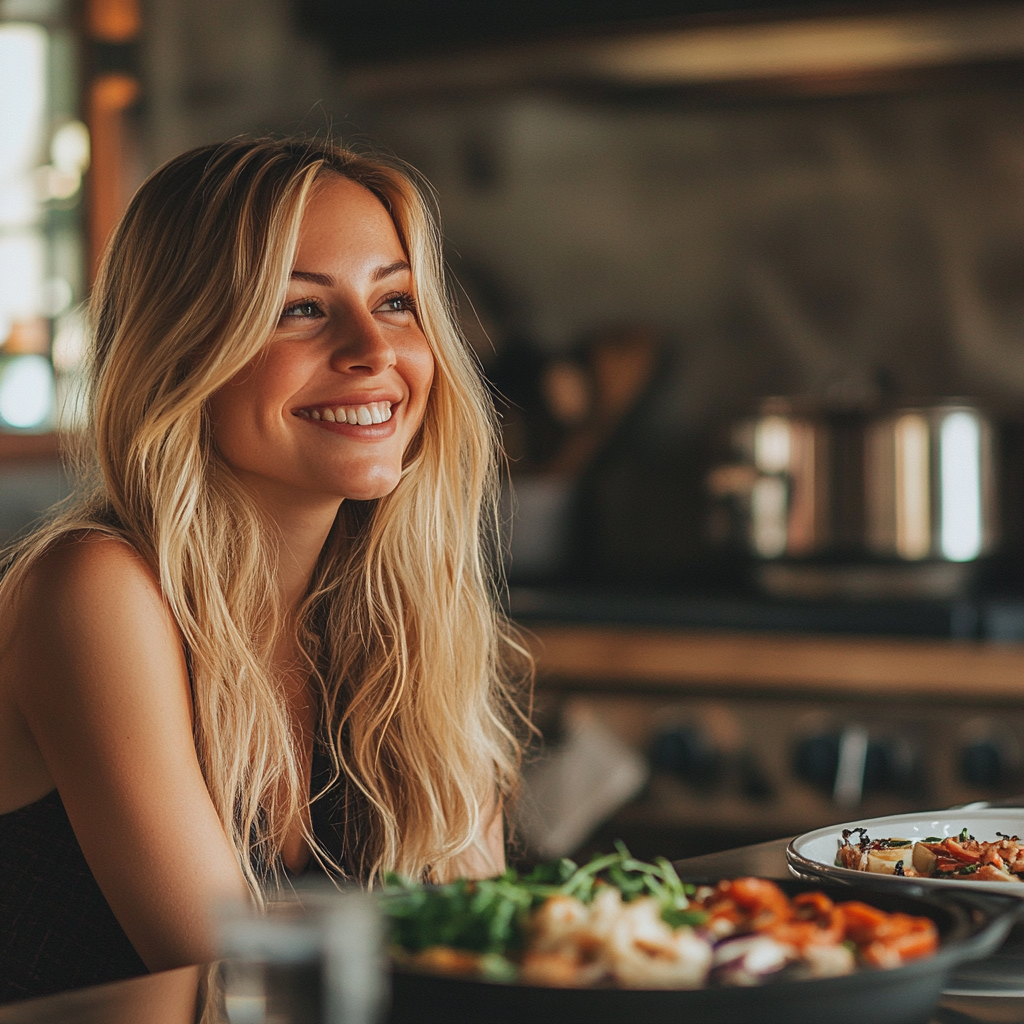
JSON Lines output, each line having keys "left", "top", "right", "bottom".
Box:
{"left": 0, "top": 138, "right": 530, "bottom": 893}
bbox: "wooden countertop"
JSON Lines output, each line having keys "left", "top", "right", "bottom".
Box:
{"left": 524, "top": 623, "right": 1024, "bottom": 700}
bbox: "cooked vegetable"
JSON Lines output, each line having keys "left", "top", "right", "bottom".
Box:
{"left": 383, "top": 847, "right": 939, "bottom": 989}
{"left": 837, "top": 828, "right": 1024, "bottom": 882}
{"left": 383, "top": 843, "right": 698, "bottom": 964}
{"left": 867, "top": 847, "right": 911, "bottom": 874}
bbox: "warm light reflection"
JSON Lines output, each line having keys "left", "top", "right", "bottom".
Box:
{"left": 894, "top": 413, "right": 930, "bottom": 560}
{"left": 940, "top": 411, "right": 983, "bottom": 562}
{"left": 593, "top": 9, "right": 1024, "bottom": 84}
{"left": 751, "top": 475, "right": 787, "bottom": 558}
{"left": 88, "top": 72, "right": 140, "bottom": 277}
{"left": 51, "top": 120, "right": 91, "bottom": 174}
{"left": 754, "top": 415, "right": 790, "bottom": 474}
{"left": 88, "top": 0, "right": 142, "bottom": 43}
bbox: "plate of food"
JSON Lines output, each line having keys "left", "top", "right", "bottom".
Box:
{"left": 787, "top": 809, "right": 1024, "bottom": 895}
{"left": 380, "top": 845, "right": 1019, "bottom": 1024}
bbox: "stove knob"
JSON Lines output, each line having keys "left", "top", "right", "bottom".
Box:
{"left": 960, "top": 739, "right": 1009, "bottom": 788}
{"left": 650, "top": 726, "right": 723, "bottom": 788}
{"left": 792, "top": 732, "right": 840, "bottom": 792}
{"left": 863, "top": 737, "right": 919, "bottom": 794}
{"left": 739, "top": 750, "right": 775, "bottom": 802}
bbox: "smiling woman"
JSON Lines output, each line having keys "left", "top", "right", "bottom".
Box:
{"left": 0, "top": 139, "right": 530, "bottom": 1002}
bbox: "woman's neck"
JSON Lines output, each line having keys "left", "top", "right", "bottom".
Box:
{"left": 276, "top": 512, "right": 337, "bottom": 612}
{"left": 238, "top": 479, "right": 343, "bottom": 613}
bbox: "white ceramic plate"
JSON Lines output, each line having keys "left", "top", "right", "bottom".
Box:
{"left": 787, "top": 808, "right": 1024, "bottom": 897}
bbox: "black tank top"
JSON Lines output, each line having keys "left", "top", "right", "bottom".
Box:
{"left": 0, "top": 742, "right": 355, "bottom": 1004}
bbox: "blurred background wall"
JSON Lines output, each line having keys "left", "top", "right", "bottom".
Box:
{"left": 1, "top": 0, "right": 1022, "bottom": 858}
{"left": 2, "top": 0, "right": 1023, "bottom": 570}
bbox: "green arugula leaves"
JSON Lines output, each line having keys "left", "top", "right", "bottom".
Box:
{"left": 382, "top": 842, "right": 704, "bottom": 959}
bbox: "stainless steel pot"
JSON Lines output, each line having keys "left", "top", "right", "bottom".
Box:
{"left": 708, "top": 399, "right": 1000, "bottom": 597}
{"left": 865, "top": 405, "right": 998, "bottom": 563}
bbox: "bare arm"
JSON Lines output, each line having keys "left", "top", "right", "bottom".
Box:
{"left": 7, "top": 535, "right": 250, "bottom": 971}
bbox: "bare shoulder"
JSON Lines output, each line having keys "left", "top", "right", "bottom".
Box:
{"left": 14, "top": 531, "right": 173, "bottom": 637}
{"left": 23, "top": 529, "right": 161, "bottom": 602}
{"left": 4, "top": 530, "right": 187, "bottom": 711}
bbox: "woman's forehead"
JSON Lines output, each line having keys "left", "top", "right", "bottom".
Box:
{"left": 296, "top": 176, "right": 406, "bottom": 266}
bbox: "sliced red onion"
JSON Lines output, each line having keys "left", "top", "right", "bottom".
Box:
{"left": 710, "top": 935, "right": 796, "bottom": 987}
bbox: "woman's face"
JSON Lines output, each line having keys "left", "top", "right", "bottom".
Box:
{"left": 208, "top": 175, "right": 435, "bottom": 507}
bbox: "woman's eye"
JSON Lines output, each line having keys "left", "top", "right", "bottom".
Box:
{"left": 376, "top": 292, "right": 417, "bottom": 316}
{"left": 281, "top": 299, "right": 324, "bottom": 320}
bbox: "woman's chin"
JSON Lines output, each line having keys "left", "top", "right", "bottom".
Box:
{"left": 337, "top": 468, "right": 402, "bottom": 502}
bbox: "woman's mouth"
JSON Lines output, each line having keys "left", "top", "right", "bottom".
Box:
{"left": 295, "top": 400, "right": 393, "bottom": 425}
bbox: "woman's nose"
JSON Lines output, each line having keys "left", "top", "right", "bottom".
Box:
{"left": 328, "top": 310, "right": 396, "bottom": 375}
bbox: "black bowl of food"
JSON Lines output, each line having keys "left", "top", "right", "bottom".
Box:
{"left": 381, "top": 849, "right": 1021, "bottom": 1024}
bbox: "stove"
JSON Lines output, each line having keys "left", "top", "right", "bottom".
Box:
{"left": 513, "top": 590, "right": 1024, "bottom": 860}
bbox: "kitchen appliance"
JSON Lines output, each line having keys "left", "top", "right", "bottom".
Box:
{"left": 709, "top": 399, "right": 1001, "bottom": 599}
{"left": 537, "top": 692, "right": 1024, "bottom": 862}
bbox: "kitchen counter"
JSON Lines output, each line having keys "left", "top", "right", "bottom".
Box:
{"left": 525, "top": 621, "right": 1024, "bottom": 701}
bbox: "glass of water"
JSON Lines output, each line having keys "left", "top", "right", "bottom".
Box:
{"left": 217, "top": 884, "right": 386, "bottom": 1024}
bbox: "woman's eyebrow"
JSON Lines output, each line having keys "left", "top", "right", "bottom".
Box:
{"left": 290, "top": 261, "right": 410, "bottom": 287}
{"left": 292, "top": 270, "right": 333, "bottom": 286}
{"left": 372, "top": 260, "right": 411, "bottom": 282}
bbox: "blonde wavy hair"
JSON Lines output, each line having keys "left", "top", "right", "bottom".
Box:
{"left": 0, "top": 138, "right": 530, "bottom": 895}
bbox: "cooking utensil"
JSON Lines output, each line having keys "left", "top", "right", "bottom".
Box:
{"left": 386, "top": 878, "right": 1019, "bottom": 1024}
{"left": 865, "top": 405, "right": 998, "bottom": 563}
{"left": 708, "top": 398, "right": 1001, "bottom": 599}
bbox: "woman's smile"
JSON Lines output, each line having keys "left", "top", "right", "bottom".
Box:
{"left": 296, "top": 400, "right": 394, "bottom": 426}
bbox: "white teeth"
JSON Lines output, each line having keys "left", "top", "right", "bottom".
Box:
{"left": 301, "top": 400, "right": 394, "bottom": 424}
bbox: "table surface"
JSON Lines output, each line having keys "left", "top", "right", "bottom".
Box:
{"left": 0, "top": 837, "right": 1020, "bottom": 1024}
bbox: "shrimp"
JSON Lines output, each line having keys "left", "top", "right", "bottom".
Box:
{"left": 582, "top": 886, "right": 624, "bottom": 947}
{"left": 530, "top": 895, "right": 592, "bottom": 953}
{"left": 525, "top": 889, "right": 623, "bottom": 985}
{"left": 839, "top": 903, "right": 938, "bottom": 968}
{"left": 728, "top": 878, "right": 792, "bottom": 921}
{"left": 765, "top": 891, "right": 843, "bottom": 948}
{"left": 520, "top": 950, "right": 606, "bottom": 988}
{"left": 706, "top": 877, "right": 793, "bottom": 938}
{"left": 605, "top": 897, "right": 712, "bottom": 989}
